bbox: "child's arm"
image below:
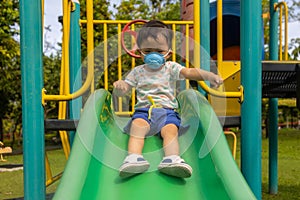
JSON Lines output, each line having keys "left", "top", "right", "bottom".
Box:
{"left": 180, "top": 68, "right": 223, "bottom": 88}
{"left": 113, "top": 80, "right": 132, "bottom": 96}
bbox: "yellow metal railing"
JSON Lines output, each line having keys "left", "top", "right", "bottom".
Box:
{"left": 42, "top": 0, "right": 94, "bottom": 104}
{"left": 42, "top": 1, "right": 244, "bottom": 114}
{"left": 44, "top": 0, "right": 72, "bottom": 187}
{"left": 224, "top": 131, "right": 237, "bottom": 159}
{"left": 194, "top": 0, "right": 244, "bottom": 102}
{"left": 76, "top": 19, "right": 194, "bottom": 115}
{"left": 274, "top": 2, "right": 289, "bottom": 61}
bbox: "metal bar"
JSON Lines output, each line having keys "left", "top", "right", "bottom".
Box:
{"left": 185, "top": 24, "right": 190, "bottom": 88}
{"left": 69, "top": 1, "right": 82, "bottom": 145}
{"left": 117, "top": 23, "right": 123, "bottom": 112}
{"left": 44, "top": 119, "right": 79, "bottom": 131}
{"left": 275, "top": 2, "right": 289, "bottom": 60}
{"left": 42, "top": 0, "right": 95, "bottom": 103}
{"left": 193, "top": 0, "right": 200, "bottom": 70}
{"left": 58, "top": 0, "right": 71, "bottom": 160}
{"left": 20, "top": 0, "right": 45, "bottom": 199}
{"left": 104, "top": 23, "right": 108, "bottom": 90}
{"left": 131, "top": 24, "right": 136, "bottom": 110}
{"left": 194, "top": 0, "right": 243, "bottom": 100}
{"left": 80, "top": 19, "right": 194, "bottom": 25}
{"left": 241, "top": 0, "right": 262, "bottom": 199}
{"left": 269, "top": 0, "right": 279, "bottom": 194}
{"left": 217, "top": 0, "right": 223, "bottom": 65}
{"left": 199, "top": 0, "right": 210, "bottom": 95}
{"left": 172, "top": 23, "right": 176, "bottom": 61}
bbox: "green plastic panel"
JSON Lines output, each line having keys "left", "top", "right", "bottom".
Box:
{"left": 53, "top": 89, "right": 256, "bottom": 200}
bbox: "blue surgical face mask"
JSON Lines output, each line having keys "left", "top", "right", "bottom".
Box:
{"left": 142, "top": 50, "right": 170, "bottom": 70}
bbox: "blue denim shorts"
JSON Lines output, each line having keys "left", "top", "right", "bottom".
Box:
{"left": 124, "top": 108, "right": 181, "bottom": 137}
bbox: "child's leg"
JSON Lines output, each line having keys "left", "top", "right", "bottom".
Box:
{"left": 128, "top": 118, "right": 150, "bottom": 154}
{"left": 119, "top": 118, "right": 150, "bottom": 178}
{"left": 159, "top": 123, "right": 192, "bottom": 178}
{"left": 160, "top": 124, "right": 179, "bottom": 156}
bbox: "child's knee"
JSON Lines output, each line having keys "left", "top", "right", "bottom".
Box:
{"left": 161, "top": 124, "right": 178, "bottom": 138}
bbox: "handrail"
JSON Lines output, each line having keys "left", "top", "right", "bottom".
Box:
{"left": 194, "top": 0, "right": 244, "bottom": 102}
{"left": 42, "top": 0, "right": 94, "bottom": 105}
{"left": 42, "top": 11, "right": 245, "bottom": 106}
{"left": 274, "top": 2, "right": 288, "bottom": 61}
{"left": 42, "top": 20, "right": 194, "bottom": 105}
{"left": 217, "top": 0, "right": 223, "bottom": 65}
{"left": 80, "top": 19, "right": 194, "bottom": 25}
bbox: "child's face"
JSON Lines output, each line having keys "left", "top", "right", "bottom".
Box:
{"left": 138, "top": 34, "right": 172, "bottom": 61}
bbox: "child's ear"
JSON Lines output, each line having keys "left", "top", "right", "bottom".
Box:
{"left": 166, "top": 50, "right": 173, "bottom": 59}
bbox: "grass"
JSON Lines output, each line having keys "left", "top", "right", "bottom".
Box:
{"left": 261, "top": 129, "right": 300, "bottom": 200}
{"left": 0, "top": 148, "right": 66, "bottom": 199}
{"left": 0, "top": 129, "right": 299, "bottom": 200}
{"left": 229, "top": 128, "right": 300, "bottom": 200}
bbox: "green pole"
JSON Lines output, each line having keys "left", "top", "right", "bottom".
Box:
{"left": 200, "top": 0, "right": 210, "bottom": 95}
{"left": 269, "top": 0, "right": 279, "bottom": 194}
{"left": 69, "top": 1, "right": 82, "bottom": 146}
{"left": 20, "top": 0, "right": 45, "bottom": 199}
{"left": 240, "top": 0, "right": 262, "bottom": 199}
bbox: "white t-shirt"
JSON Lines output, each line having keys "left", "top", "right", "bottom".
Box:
{"left": 125, "top": 61, "right": 185, "bottom": 109}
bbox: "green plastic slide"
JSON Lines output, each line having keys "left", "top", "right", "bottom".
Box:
{"left": 53, "top": 89, "right": 256, "bottom": 200}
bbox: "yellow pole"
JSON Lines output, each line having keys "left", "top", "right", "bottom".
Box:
{"left": 193, "top": 0, "right": 200, "bottom": 69}
{"left": 104, "top": 23, "right": 108, "bottom": 90}
{"left": 185, "top": 24, "right": 190, "bottom": 88}
{"left": 275, "top": 2, "right": 289, "bottom": 61}
{"left": 118, "top": 23, "right": 123, "bottom": 112}
{"left": 172, "top": 24, "right": 176, "bottom": 61}
{"left": 217, "top": 0, "right": 223, "bottom": 64}
{"left": 87, "top": 0, "right": 94, "bottom": 92}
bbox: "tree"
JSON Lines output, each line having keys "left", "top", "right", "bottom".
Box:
{"left": 289, "top": 38, "right": 300, "bottom": 60}
{"left": 0, "top": 0, "right": 20, "bottom": 142}
{"left": 113, "top": 0, "right": 150, "bottom": 20}
{"left": 0, "top": 0, "right": 63, "bottom": 145}
{"left": 289, "top": 0, "right": 300, "bottom": 21}
{"left": 149, "top": 0, "right": 180, "bottom": 20}
{"left": 113, "top": 0, "right": 180, "bottom": 21}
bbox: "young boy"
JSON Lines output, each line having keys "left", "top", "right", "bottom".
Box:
{"left": 114, "top": 20, "right": 223, "bottom": 178}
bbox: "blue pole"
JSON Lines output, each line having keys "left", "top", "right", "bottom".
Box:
{"left": 20, "top": 0, "right": 45, "bottom": 199}
{"left": 240, "top": 0, "right": 262, "bottom": 199}
{"left": 69, "top": 1, "right": 82, "bottom": 146}
{"left": 200, "top": 0, "right": 210, "bottom": 95}
{"left": 269, "top": 0, "right": 279, "bottom": 194}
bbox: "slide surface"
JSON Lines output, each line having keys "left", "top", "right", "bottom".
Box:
{"left": 53, "top": 89, "right": 256, "bottom": 200}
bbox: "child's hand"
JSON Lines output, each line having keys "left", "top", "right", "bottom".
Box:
{"left": 113, "top": 80, "right": 130, "bottom": 96}
{"left": 209, "top": 74, "right": 223, "bottom": 88}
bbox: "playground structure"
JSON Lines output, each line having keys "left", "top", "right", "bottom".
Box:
{"left": 19, "top": 0, "right": 299, "bottom": 200}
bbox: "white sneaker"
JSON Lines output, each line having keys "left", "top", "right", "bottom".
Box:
{"left": 119, "top": 154, "right": 150, "bottom": 178}
{"left": 158, "top": 155, "right": 192, "bottom": 178}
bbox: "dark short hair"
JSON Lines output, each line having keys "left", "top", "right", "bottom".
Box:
{"left": 137, "top": 20, "right": 173, "bottom": 49}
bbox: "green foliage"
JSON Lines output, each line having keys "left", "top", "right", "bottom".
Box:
{"left": 0, "top": 0, "right": 21, "bottom": 141}
{"left": 113, "top": 0, "right": 150, "bottom": 20}
{"left": 150, "top": 0, "right": 180, "bottom": 20}
{"left": 288, "top": 0, "right": 300, "bottom": 21}
{"left": 0, "top": 0, "right": 63, "bottom": 143}
{"left": 289, "top": 38, "right": 300, "bottom": 60}
{"left": 43, "top": 53, "right": 61, "bottom": 118}
{"left": 113, "top": 0, "right": 180, "bottom": 20}
{"left": 79, "top": 0, "right": 113, "bottom": 59}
